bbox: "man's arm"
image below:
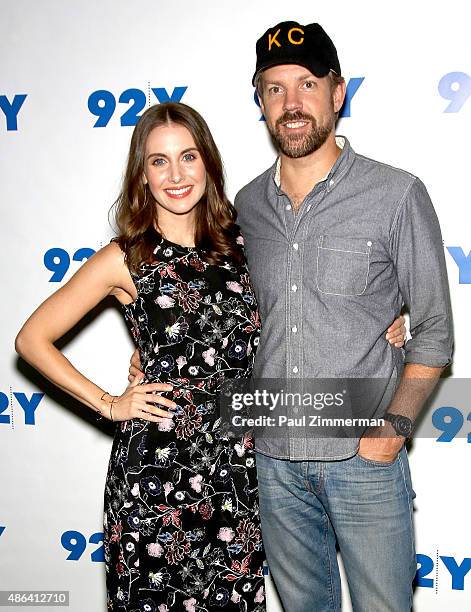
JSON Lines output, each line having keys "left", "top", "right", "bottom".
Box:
{"left": 361, "top": 364, "right": 442, "bottom": 461}
{"left": 360, "top": 177, "right": 454, "bottom": 461}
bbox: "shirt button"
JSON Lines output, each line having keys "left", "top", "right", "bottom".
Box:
{"left": 293, "top": 243, "right": 299, "bottom": 250}
{"left": 286, "top": 204, "right": 292, "bottom": 210}
{"left": 307, "top": 205, "right": 312, "bottom": 211}
{"left": 329, "top": 179, "right": 335, "bottom": 186}
{"left": 292, "top": 366, "right": 299, "bottom": 373}
{"left": 291, "top": 284, "right": 297, "bottom": 292}
{"left": 367, "top": 240, "right": 372, "bottom": 246}
{"left": 291, "top": 325, "right": 298, "bottom": 333}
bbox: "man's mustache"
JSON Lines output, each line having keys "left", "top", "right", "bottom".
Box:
{"left": 276, "top": 111, "right": 316, "bottom": 127}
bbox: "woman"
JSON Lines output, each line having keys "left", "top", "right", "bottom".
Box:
{"left": 16, "top": 102, "right": 265, "bottom": 611}
{"left": 15, "top": 102, "right": 405, "bottom": 610}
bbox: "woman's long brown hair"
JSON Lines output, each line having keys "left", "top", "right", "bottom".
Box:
{"left": 111, "top": 102, "right": 243, "bottom": 273}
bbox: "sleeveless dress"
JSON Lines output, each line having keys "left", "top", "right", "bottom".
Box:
{"left": 103, "top": 234, "right": 266, "bottom": 612}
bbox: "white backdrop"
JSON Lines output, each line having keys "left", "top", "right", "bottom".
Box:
{"left": 1, "top": 1, "right": 470, "bottom": 610}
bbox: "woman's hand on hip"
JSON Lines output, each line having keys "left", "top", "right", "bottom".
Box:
{"left": 107, "top": 375, "right": 177, "bottom": 422}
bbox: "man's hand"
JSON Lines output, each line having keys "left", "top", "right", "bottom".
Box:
{"left": 357, "top": 430, "right": 404, "bottom": 464}
{"left": 386, "top": 315, "right": 406, "bottom": 347}
{"left": 128, "top": 348, "right": 144, "bottom": 384}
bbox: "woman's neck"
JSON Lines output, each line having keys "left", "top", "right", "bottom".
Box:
{"left": 154, "top": 213, "right": 196, "bottom": 248}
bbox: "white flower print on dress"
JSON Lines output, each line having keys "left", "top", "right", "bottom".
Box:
{"left": 176, "top": 355, "right": 187, "bottom": 372}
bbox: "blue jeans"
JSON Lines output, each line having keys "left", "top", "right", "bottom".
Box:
{"left": 256, "top": 447, "right": 416, "bottom": 612}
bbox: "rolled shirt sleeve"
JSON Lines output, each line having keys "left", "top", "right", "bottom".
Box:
{"left": 389, "top": 177, "right": 454, "bottom": 367}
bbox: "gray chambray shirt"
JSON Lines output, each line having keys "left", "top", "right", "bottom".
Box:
{"left": 234, "top": 136, "right": 454, "bottom": 460}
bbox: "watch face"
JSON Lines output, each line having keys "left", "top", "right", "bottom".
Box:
{"left": 396, "top": 416, "right": 413, "bottom": 436}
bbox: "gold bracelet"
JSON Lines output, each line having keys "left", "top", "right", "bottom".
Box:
{"left": 110, "top": 396, "right": 117, "bottom": 422}
{"left": 98, "top": 391, "right": 114, "bottom": 421}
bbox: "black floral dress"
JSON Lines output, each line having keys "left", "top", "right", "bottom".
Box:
{"left": 103, "top": 234, "right": 265, "bottom": 612}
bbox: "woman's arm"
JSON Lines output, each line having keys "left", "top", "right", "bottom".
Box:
{"left": 15, "top": 242, "right": 176, "bottom": 421}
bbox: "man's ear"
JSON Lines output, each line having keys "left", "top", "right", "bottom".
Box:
{"left": 333, "top": 79, "right": 346, "bottom": 114}
{"left": 258, "top": 93, "right": 266, "bottom": 117}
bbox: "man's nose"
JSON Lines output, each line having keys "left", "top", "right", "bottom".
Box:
{"left": 283, "top": 88, "right": 303, "bottom": 113}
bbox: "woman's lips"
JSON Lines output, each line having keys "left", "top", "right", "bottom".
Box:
{"left": 164, "top": 185, "right": 193, "bottom": 199}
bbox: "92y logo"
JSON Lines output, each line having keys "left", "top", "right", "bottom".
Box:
{"left": 416, "top": 553, "right": 471, "bottom": 591}
{"left": 44, "top": 247, "right": 95, "bottom": 282}
{"left": 88, "top": 85, "right": 188, "bottom": 127}
{"left": 0, "top": 390, "right": 44, "bottom": 426}
{"left": 61, "top": 530, "right": 104, "bottom": 562}
{"left": 439, "top": 72, "right": 471, "bottom": 113}
{"left": 0, "top": 94, "right": 27, "bottom": 131}
{"left": 432, "top": 406, "right": 471, "bottom": 442}
{"left": 447, "top": 247, "right": 471, "bottom": 284}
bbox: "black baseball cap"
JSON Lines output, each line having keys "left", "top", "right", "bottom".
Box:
{"left": 252, "top": 21, "right": 341, "bottom": 85}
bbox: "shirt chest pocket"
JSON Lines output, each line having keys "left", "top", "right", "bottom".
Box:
{"left": 316, "top": 235, "right": 372, "bottom": 296}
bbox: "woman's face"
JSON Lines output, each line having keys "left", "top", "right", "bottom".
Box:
{"left": 143, "top": 123, "right": 207, "bottom": 220}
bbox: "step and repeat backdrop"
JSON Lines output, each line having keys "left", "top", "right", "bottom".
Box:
{"left": 1, "top": 1, "right": 470, "bottom": 610}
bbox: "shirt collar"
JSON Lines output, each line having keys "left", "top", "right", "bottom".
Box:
{"left": 273, "top": 135, "right": 348, "bottom": 190}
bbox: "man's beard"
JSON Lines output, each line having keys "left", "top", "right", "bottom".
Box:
{"left": 269, "top": 110, "right": 335, "bottom": 158}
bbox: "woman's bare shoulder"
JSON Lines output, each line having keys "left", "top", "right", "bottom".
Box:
{"left": 88, "top": 240, "right": 127, "bottom": 272}
{"left": 95, "top": 241, "right": 136, "bottom": 304}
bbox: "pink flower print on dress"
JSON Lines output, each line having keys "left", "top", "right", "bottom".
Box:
{"left": 183, "top": 598, "right": 197, "bottom": 612}
{"left": 226, "top": 281, "right": 243, "bottom": 293}
{"left": 147, "top": 542, "right": 164, "bottom": 557}
{"left": 163, "top": 482, "right": 174, "bottom": 496}
{"left": 254, "top": 585, "right": 265, "bottom": 603}
{"left": 158, "top": 418, "right": 175, "bottom": 432}
{"left": 202, "top": 347, "right": 216, "bottom": 366}
{"left": 218, "top": 527, "right": 235, "bottom": 542}
{"left": 156, "top": 295, "right": 175, "bottom": 308}
{"left": 189, "top": 474, "right": 203, "bottom": 493}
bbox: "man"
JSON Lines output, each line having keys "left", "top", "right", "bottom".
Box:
{"left": 130, "top": 21, "right": 452, "bottom": 611}
{"left": 232, "top": 21, "right": 453, "bottom": 612}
